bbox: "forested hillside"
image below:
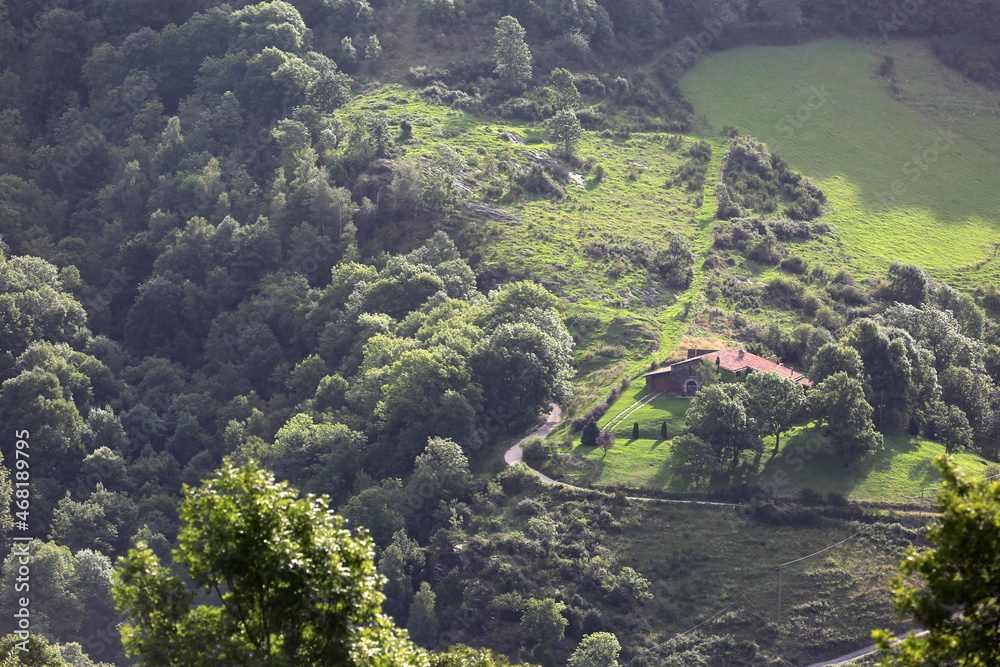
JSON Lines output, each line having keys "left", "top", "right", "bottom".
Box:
{"left": 2, "top": 0, "right": 1000, "bottom": 665}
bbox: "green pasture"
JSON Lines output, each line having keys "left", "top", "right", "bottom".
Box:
{"left": 682, "top": 37, "right": 1000, "bottom": 284}
{"left": 762, "top": 426, "right": 990, "bottom": 503}
{"left": 346, "top": 85, "right": 734, "bottom": 409}
{"left": 564, "top": 391, "right": 989, "bottom": 502}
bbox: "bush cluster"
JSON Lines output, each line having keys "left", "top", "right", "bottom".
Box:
{"left": 586, "top": 231, "right": 696, "bottom": 287}
{"left": 669, "top": 140, "right": 712, "bottom": 191}
{"left": 719, "top": 135, "right": 826, "bottom": 220}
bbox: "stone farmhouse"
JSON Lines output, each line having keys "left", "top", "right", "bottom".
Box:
{"left": 643, "top": 348, "right": 812, "bottom": 397}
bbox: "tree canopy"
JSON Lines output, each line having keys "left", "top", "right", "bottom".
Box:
{"left": 874, "top": 456, "right": 1000, "bottom": 665}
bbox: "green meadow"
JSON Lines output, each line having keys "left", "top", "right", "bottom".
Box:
{"left": 681, "top": 37, "right": 1000, "bottom": 285}
{"left": 563, "top": 387, "right": 990, "bottom": 503}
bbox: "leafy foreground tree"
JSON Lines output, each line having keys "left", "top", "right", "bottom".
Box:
{"left": 874, "top": 456, "right": 1000, "bottom": 665}
{"left": 113, "top": 460, "right": 515, "bottom": 666}
{"left": 568, "top": 632, "right": 621, "bottom": 667}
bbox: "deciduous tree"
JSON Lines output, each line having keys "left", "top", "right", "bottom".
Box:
{"left": 808, "top": 372, "right": 882, "bottom": 465}
{"left": 548, "top": 109, "right": 583, "bottom": 157}
{"left": 874, "top": 456, "right": 1000, "bottom": 665}
{"left": 521, "top": 597, "right": 568, "bottom": 643}
{"left": 407, "top": 582, "right": 438, "bottom": 649}
{"left": 671, "top": 433, "right": 720, "bottom": 489}
{"left": 494, "top": 16, "right": 532, "bottom": 92}
{"left": 113, "top": 460, "right": 427, "bottom": 666}
{"left": 569, "top": 632, "right": 621, "bottom": 667}
{"left": 745, "top": 371, "right": 806, "bottom": 454}
{"left": 686, "top": 383, "right": 760, "bottom": 467}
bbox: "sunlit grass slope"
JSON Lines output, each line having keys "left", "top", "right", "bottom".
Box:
{"left": 681, "top": 37, "right": 1000, "bottom": 283}
{"left": 564, "top": 392, "right": 990, "bottom": 502}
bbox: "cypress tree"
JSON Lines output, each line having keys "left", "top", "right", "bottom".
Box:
{"left": 661, "top": 421, "right": 668, "bottom": 439}
{"left": 581, "top": 419, "right": 600, "bottom": 448}
{"left": 632, "top": 422, "right": 639, "bottom": 439}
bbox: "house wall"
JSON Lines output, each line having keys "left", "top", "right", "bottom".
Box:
{"left": 669, "top": 359, "right": 699, "bottom": 395}
{"left": 666, "top": 359, "right": 738, "bottom": 396}
{"left": 645, "top": 373, "right": 670, "bottom": 391}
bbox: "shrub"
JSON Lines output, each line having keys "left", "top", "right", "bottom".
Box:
{"left": 572, "top": 402, "right": 609, "bottom": 431}
{"left": 499, "top": 97, "right": 545, "bottom": 121}
{"left": 826, "top": 491, "right": 848, "bottom": 506}
{"left": 765, "top": 275, "right": 805, "bottom": 308}
{"left": 487, "top": 592, "right": 526, "bottom": 621}
{"left": 514, "top": 498, "right": 545, "bottom": 516}
{"left": 518, "top": 164, "right": 565, "bottom": 199}
{"left": 780, "top": 256, "right": 808, "bottom": 274}
{"left": 581, "top": 420, "right": 600, "bottom": 447}
{"left": 522, "top": 437, "right": 558, "bottom": 466}
{"left": 573, "top": 73, "right": 605, "bottom": 96}
{"left": 576, "top": 108, "right": 606, "bottom": 130}
{"left": 398, "top": 119, "right": 412, "bottom": 142}
{"left": 798, "top": 487, "right": 824, "bottom": 505}
{"left": 878, "top": 55, "right": 895, "bottom": 77}
{"left": 498, "top": 464, "right": 542, "bottom": 494}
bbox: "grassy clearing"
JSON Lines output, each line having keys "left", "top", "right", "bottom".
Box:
{"left": 562, "top": 394, "right": 989, "bottom": 502}
{"left": 762, "top": 426, "right": 990, "bottom": 503}
{"left": 616, "top": 502, "right": 910, "bottom": 664}
{"left": 682, "top": 37, "right": 1000, "bottom": 284}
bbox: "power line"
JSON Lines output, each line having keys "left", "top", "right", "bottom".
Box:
{"left": 625, "top": 570, "right": 779, "bottom": 665}
{"left": 626, "top": 526, "right": 870, "bottom": 665}
{"left": 625, "top": 466, "right": 999, "bottom": 662}
{"left": 780, "top": 529, "right": 865, "bottom": 568}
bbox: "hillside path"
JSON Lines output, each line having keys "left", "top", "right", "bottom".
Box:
{"left": 504, "top": 404, "right": 732, "bottom": 506}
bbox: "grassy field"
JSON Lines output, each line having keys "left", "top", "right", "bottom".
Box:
{"left": 615, "top": 501, "right": 913, "bottom": 664}
{"left": 682, "top": 37, "right": 1000, "bottom": 285}
{"left": 562, "top": 390, "right": 990, "bottom": 502}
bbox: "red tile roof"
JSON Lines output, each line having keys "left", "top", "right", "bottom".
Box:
{"left": 689, "top": 348, "right": 811, "bottom": 387}
{"left": 642, "top": 348, "right": 811, "bottom": 387}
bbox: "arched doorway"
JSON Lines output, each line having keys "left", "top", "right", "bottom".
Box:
{"left": 685, "top": 379, "right": 698, "bottom": 397}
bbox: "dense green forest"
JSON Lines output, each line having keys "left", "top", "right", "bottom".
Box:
{"left": 2, "top": 0, "right": 1000, "bottom": 664}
